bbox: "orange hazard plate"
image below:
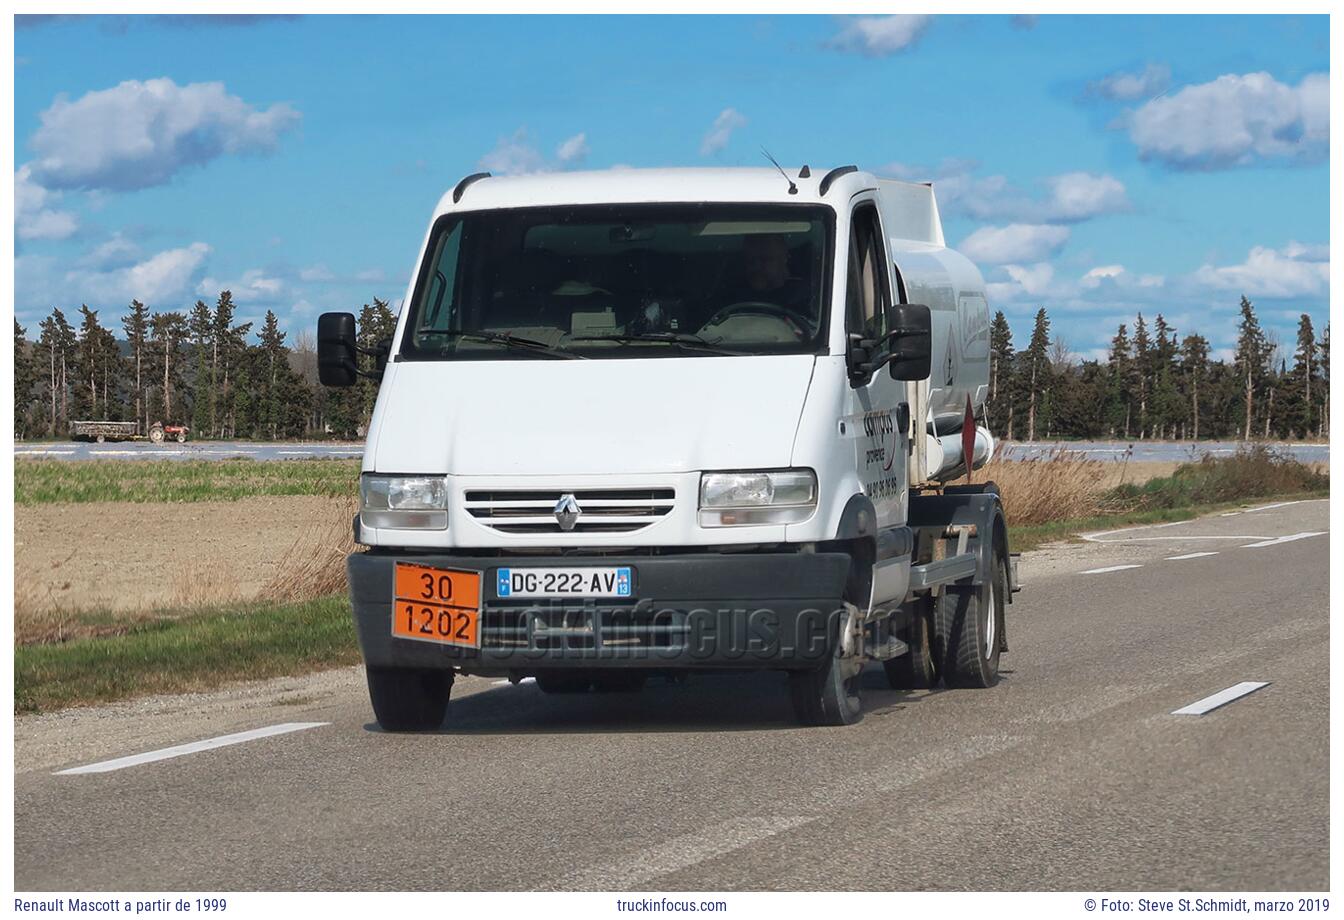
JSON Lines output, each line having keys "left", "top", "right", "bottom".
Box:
{"left": 391, "top": 562, "right": 482, "bottom": 649}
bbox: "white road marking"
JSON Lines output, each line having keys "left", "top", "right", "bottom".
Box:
{"left": 1241, "top": 499, "right": 1326, "bottom": 514}
{"left": 553, "top": 816, "right": 811, "bottom": 890}
{"left": 54, "top": 722, "right": 329, "bottom": 775}
{"left": 1079, "top": 564, "right": 1143, "bottom": 575}
{"left": 1242, "top": 531, "right": 1327, "bottom": 549}
{"left": 1171, "top": 682, "right": 1269, "bottom": 716}
{"left": 1166, "top": 551, "right": 1220, "bottom": 560}
{"left": 492, "top": 677, "right": 536, "bottom": 686}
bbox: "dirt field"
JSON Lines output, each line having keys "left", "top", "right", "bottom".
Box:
{"left": 14, "top": 460, "right": 1188, "bottom": 642}
{"left": 14, "top": 494, "right": 354, "bottom": 641}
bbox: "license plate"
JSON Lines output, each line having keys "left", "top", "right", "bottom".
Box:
{"left": 496, "top": 566, "right": 633, "bottom": 598}
{"left": 391, "top": 562, "right": 482, "bottom": 648}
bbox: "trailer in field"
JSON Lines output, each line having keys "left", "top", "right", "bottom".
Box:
{"left": 69, "top": 421, "right": 189, "bottom": 444}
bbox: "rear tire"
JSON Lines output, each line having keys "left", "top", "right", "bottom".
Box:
{"left": 535, "top": 671, "right": 592, "bottom": 694}
{"left": 175, "top": 431, "right": 187, "bottom": 443}
{"left": 366, "top": 666, "right": 451, "bottom": 731}
{"left": 933, "top": 546, "right": 1006, "bottom": 689}
{"left": 883, "top": 599, "right": 939, "bottom": 690}
{"left": 149, "top": 426, "right": 164, "bottom": 444}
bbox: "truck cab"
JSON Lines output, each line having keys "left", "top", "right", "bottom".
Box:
{"left": 319, "top": 166, "right": 1015, "bottom": 730}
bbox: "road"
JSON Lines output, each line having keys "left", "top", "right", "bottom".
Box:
{"left": 13, "top": 499, "right": 1329, "bottom": 891}
{"left": 1000, "top": 439, "right": 1329, "bottom": 464}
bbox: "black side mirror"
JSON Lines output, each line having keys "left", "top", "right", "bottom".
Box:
{"left": 887, "top": 303, "right": 932, "bottom": 381}
{"left": 317, "top": 312, "right": 358, "bottom": 387}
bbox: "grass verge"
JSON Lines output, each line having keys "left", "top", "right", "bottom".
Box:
{"left": 15, "top": 595, "right": 360, "bottom": 714}
{"left": 1009, "top": 491, "right": 1328, "bottom": 553}
{"left": 15, "top": 457, "right": 360, "bottom": 505}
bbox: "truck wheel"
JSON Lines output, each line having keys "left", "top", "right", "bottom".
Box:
{"left": 883, "top": 600, "right": 938, "bottom": 690}
{"left": 788, "top": 607, "right": 864, "bottom": 726}
{"left": 934, "top": 544, "right": 1006, "bottom": 689}
{"left": 149, "top": 426, "right": 164, "bottom": 444}
{"left": 535, "top": 671, "right": 592, "bottom": 694}
{"left": 366, "top": 666, "right": 451, "bottom": 731}
{"left": 591, "top": 672, "right": 647, "bottom": 693}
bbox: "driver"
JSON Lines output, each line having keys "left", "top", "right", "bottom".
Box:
{"left": 740, "top": 233, "right": 811, "bottom": 320}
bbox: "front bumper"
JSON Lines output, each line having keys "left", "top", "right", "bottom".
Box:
{"left": 347, "top": 550, "right": 852, "bottom": 675}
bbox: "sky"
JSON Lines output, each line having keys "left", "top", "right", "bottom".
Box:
{"left": 12, "top": 13, "right": 1331, "bottom": 361}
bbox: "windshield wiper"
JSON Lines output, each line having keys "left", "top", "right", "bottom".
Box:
{"left": 569, "top": 332, "right": 745, "bottom": 356}
{"left": 422, "top": 329, "right": 585, "bottom": 359}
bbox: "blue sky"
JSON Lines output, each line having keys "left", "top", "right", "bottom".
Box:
{"left": 13, "top": 13, "right": 1330, "bottom": 359}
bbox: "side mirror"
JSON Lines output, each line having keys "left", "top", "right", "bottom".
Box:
{"left": 887, "top": 303, "right": 932, "bottom": 381}
{"left": 317, "top": 312, "right": 358, "bottom": 387}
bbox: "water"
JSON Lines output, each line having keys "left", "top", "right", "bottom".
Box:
{"left": 14, "top": 438, "right": 1330, "bottom": 465}
{"left": 14, "top": 440, "right": 365, "bottom": 462}
{"left": 998, "top": 440, "right": 1329, "bottom": 464}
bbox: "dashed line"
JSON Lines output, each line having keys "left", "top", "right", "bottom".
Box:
{"left": 1242, "top": 531, "right": 1327, "bottom": 549}
{"left": 1171, "top": 682, "right": 1269, "bottom": 716}
{"left": 1079, "top": 564, "right": 1143, "bottom": 575}
{"left": 1166, "top": 551, "right": 1219, "bottom": 560}
{"left": 54, "top": 722, "right": 329, "bottom": 775}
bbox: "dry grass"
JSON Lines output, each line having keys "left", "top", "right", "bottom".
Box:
{"left": 262, "top": 495, "right": 359, "bottom": 603}
{"left": 970, "top": 449, "right": 1120, "bottom": 525}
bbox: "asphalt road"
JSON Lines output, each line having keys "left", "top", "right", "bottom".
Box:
{"left": 13, "top": 440, "right": 363, "bottom": 461}
{"left": 14, "top": 499, "right": 1329, "bottom": 891}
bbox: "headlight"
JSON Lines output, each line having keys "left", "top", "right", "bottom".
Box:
{"left": 360, "top": 474, "right": 449, "bottom": 530}
{"left": 698, "top": 469, "right": 817, "bottom": 527}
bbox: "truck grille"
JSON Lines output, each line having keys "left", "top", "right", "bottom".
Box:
{"left": 464, "top": 488, "right": 675, "bottom": 535}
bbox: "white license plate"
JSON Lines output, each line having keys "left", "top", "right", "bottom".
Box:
{"left": 495, "top": 566, "right": 633, "bottom": 598}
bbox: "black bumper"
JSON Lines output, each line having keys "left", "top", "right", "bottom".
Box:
{"left": 347, "top": 550, "right": 852, "bottom": 674}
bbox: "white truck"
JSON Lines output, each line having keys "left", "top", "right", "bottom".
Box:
{"left": 318, "top": 165, "right": 1018, "bottom": 730}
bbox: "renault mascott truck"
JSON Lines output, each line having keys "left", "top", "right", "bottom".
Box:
{"left": 318, "top": 165, "right": 1019, "bottom": 730}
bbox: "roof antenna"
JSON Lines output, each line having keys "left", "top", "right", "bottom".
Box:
{"left": 761, "top": 147, "right": 798, "bottom": 195}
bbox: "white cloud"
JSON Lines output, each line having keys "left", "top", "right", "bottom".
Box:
{"left": 1192, "top": 242, "right": 1329, "bottom": 298}
{"left": 14, "top": 164, "right": 79, "bottom": 240}
{"left": 1043, "top": 172, "right": 1129, "bottom": 222}
{"left": 555, "top": 132, "right": 590, "bottom": 165}
{"left": 27, "top": 77, "right": 300, "bottom": 191}
{"left": 354, "top": 268, "right": 385, "bottom": 283}
{"left": 1003, "top": 263, "right": 1056, "bottom": 295}
{"left": 1126, "top": 71, "right": 1327, "bottom": 169}
{"left": 700, "top": 108, "right": 747, "bottom": 156}
{"left": 959, "top": 224, "right": 1070, "bottom": 264}
{"left": 1080, "top": 265, "right": 1126, "bottom": 289}
{"left": 828, "top": 15, "right": 932, "bottom": 56}
{"left": 197, "top": 267, "right": 285, "bottom": 303}
{"left": 27, "top": 242, "right": 213, "bottom": 308}
{"left": 79, "top": 233, "right": 141, "bottom": 270}
{"left": 1084, "top": 63, "right": 1170, "bottom": 101}
{"left": 299, "top": 263, "right": 334, "bottom": 282}
{"left": 881, "top": 160, "right": 1127, "bottom": 223}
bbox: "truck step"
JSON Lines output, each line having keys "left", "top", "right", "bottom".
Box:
{"left": 864, "top": 635, "right": 909, "bottom": 661}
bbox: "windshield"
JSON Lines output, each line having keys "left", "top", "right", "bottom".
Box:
{"left": 399, "top": 203, "right": 833, "bottom": 360}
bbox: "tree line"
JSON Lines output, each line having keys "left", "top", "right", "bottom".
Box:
{"left": 14, "top": 291, "right": 1329, "bottom": 443}
{"left": 987, "top": 297, "right": 1329, "bottom": 442}
{"left": 13, "top": 293, "right": 396, "bottom": 441}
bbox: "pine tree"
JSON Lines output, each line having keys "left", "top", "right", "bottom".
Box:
{"left": 355, "top": 298, "right": 398, "bottom": 426}
{"left": 987, "top": 311, "right": 1015, "bottom": 439}
{"left": 1180, "top": 334, "right": 1210, "bottom": 440}
{"left": 14, "top": 320, "right": 37, "bottom": 437}
{"left": 257, "top": 310, "right": 287, "bottom": 440}
{"left": 1132, "top": 314, "right": 1151, "bottom": 438}
{"left": 1020, "top": 308, "right": 1051, "bottom": 442}
{"left": 75, "top": 305, "right": 116, "bottom": 420}
{"left": 1234, "top": 296, "right": 1270, "bottom": 440}
{"left": 1317, "top": 325, "right": 1330, "bottom": 438}
{"left": 1285, "top": 314, "right": 1318, "bottom": 438}
{"left": 1151, "top": 315, "right": 1180, "bottom": 439}
{"left": 188, "top": 300, "right": 214, "bottom": 438}
{"left": 122, "top": 300, "right": 151, "bottom": 434}
{"left": 37, "top": 308, "right": 77, "bottom": 435}
{"left": 211, "top": 291, "right": 250, "bottom": 437}
{"left": 1107, "top": 324, "right": 1132, "bottom": 438}
{"left": 149, "top": 311, "right": 188, "bottom": 424}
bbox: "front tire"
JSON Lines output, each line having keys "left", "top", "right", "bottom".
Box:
{"left": 934, "top": 546, "right": 1006, "bottom": 689}
{"left": 366, "top": 666, "right": 451, "bottom": 731}
{"left": 789, "top": 605, "right": 864, "bottom": 726}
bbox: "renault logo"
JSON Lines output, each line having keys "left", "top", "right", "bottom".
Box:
{"left": 554, "top": 493, "right": 582, "bottom": 531}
